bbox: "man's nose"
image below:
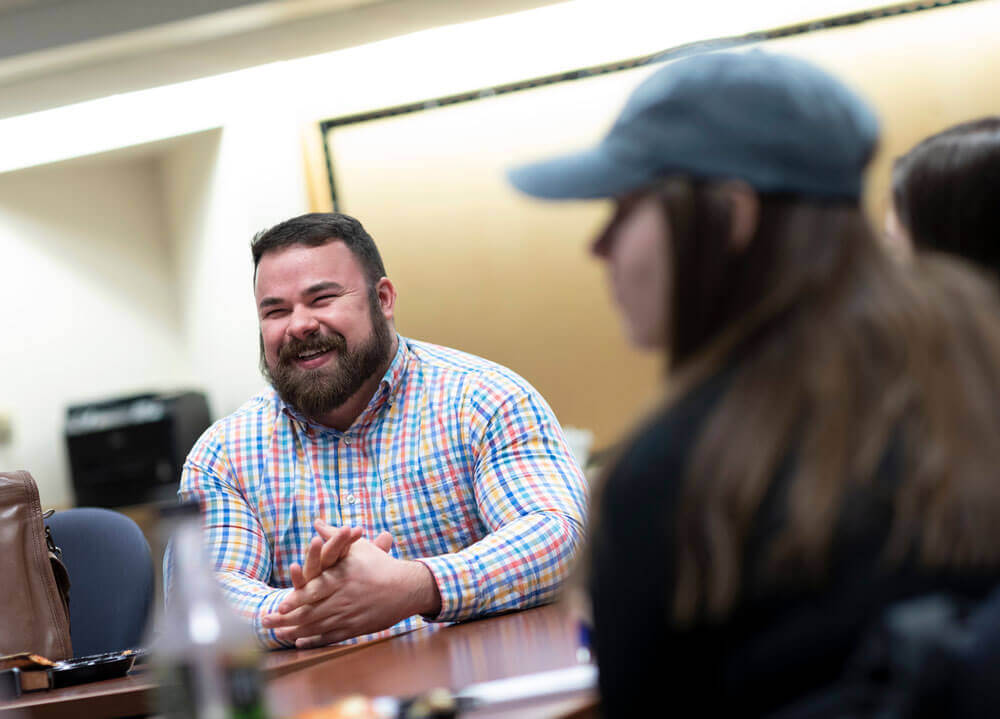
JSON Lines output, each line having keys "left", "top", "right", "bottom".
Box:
{"left": 287, "top": 306, "right": 320, "bottom": 339}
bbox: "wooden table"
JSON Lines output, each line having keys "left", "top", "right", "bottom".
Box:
{"left": 0, "top": 639, "right": 385, "bottom": 718}
{"left": 267, "top": 603, "right": 596, "bottom": 718}
{"left": 1, "top": 604, "right": 597, "bottom": 719}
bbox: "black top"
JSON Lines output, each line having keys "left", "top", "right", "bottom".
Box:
{"left": 589, "top": 364, "right": 999, "bottom": 717}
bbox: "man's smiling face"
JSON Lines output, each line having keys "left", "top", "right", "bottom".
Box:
{"left": 255, "top": 239, "right": 394, "bottom": 420}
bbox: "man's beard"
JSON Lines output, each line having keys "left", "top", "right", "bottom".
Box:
{"left": 260, "top": 293, "right": 394, "bottom": 421}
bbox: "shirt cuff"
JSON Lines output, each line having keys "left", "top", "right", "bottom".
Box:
{"left": 254, "top": 587, "right": 294, "bottom": 649}
{"left": 416, "top": 554, "right": 479, "bottom": 623}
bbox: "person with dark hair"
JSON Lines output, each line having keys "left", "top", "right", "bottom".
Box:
{"left": 509, "top": 52, "right": 1000, "bottom": 715}
{"left": 887, "top": 116, "right": 1000, "bottom": 274}
{"left": 173, "top": 212, "right": 587, "bottom": 649}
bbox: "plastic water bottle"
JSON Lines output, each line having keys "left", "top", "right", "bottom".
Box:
{"left": 152, "top": 500, "right": 269, "bottom": 719}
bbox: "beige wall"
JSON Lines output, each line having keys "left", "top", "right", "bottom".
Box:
{"left": 0, "top": 156, "right": 193, "bottom": 507}
{"left": 161, "top": 124, "right": 307, "bottom": 424}
{"left": 311, "top": 0, "right": 1000, "bottom": 452}
{"left": 319, "top": 68, "right": 664, "bottom": 449}
{"left": 0, "top": 123, "right": 311, "bottom": 508}
{"left": 161, "top": 129, "right": 266, "bottom": 422}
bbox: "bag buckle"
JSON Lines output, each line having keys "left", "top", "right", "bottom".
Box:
{"left": 43, "top": 512, "right": 63, "bottom": 559}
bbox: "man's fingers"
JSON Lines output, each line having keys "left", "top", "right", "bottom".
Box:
{"left": 290, "top": 563, "right": 306, "bottom": 590}
{"left": 313, "top": 519, "right": 337, "bottom": 540}
{"left": 279, "top": 582, "right": 327, "bottom": 613}
{"left": 265, "top": 589, "right": 338, "bottom": 627}
{"left": 345, "top": 526, "right": 363, "bottom": 553}
{"left": 302, "top": 536, "right": 323, "bottom": 581}
{"left": 263, "top": 608, "right": 299, "bottom": 629}
{"left": 275, "top": 625, "right": 307, "bottom": 644}
{"left": 276, "top": 580, "right": 324, "bottom": 614}
{"left": 287, "top": 612, "right": 350, "bottom": 642}
{"left": 294, "top": 634, "right": 328, "bottom": 650}
{"left": 297, "top": 628, "right": 350, "bottom": 649}
{"left": 265, "top": 602, "right": 316, "bottom": 628}
{"left": 314, "top": 521, "right": 353, "bottom": 562}
{"left": 314, "top": 521, "right": 388, "bottom": 558}
{"left": 270, "top": 611, "right": 347, "bottom": 646}
{"left": 373, "top": 531, "right": 394, "bottom": 553}
{"left": 319, "top": 527, "right": 349, "bottom": 567}
{"left": 274, "top": 586, "right": 307, "bottom": 616}
{"left": 312, "top": 523, "right": 364, "bottom": 568}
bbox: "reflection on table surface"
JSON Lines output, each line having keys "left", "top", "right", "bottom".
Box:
{"left": 267, "top": 601, "right": 597, "bottom": 719}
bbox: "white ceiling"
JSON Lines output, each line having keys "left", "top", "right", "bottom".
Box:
{"left": 0, "top": 0, "right": 62, "bottom": 11}
{"left": 0, "top": 0, "right": 375, "bottom": 64}
{"left": 0, "top": 0, "right": 563, "bottom": 118}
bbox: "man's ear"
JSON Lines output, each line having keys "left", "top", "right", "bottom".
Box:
{"left": 720, "top": 181, "right": 760, "bottom": 253}
{"left": 375, "top": 277, "right": 397, "bottom": 320}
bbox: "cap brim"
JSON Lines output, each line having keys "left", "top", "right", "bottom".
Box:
{"left": 507, "top": 145, "right": 656, "bottom": 200}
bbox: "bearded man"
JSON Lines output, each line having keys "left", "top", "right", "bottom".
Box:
{"left": 175, "top": 212, "right": 588, "bottom": 649}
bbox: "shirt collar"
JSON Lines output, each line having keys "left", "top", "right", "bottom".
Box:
{"left": 278, "top": 334, "right": 410, "bottom": 431}
{"left": 377, "top": 333, "right": 410, "bottom": 404}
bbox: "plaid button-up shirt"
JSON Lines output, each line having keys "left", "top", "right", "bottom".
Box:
{"left": 176, "top": 336, "right": 588, "bottom": 648}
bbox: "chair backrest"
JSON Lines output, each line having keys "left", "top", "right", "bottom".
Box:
{"left": 766, "top": 588, "right": 1000, "bottom": 719}
{"left": 45, "top": 507, "right": 154, "bottom": 657}
{"left": 946, "top": 586, "right": 1000, "bottom": 718}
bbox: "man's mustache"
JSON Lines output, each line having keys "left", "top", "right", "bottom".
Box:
{"left": 277, "top": 333, "right": 347, "bottom": 364}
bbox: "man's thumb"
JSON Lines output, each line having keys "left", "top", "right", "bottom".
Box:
{"left": 373, "top": 531, "right": 394, "bottom": 553}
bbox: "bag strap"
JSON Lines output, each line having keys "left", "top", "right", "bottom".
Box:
{"left": 44, "top": 519, "right": 72, "bottom": 626}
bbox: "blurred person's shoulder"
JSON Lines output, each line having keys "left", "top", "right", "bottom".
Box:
{"left": 617, "top": 361, "right": 740, "bottom": 476}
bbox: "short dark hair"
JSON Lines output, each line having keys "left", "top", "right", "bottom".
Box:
{"left": 892, "top": 116, "right": 1000, "bottom": 274}
{"left": 251, "top": 212, "right": 388, "bottom": 287}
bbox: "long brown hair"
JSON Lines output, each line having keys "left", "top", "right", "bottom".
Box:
{"left": 645, "top": 179, "right": 1000, "bottom": 625}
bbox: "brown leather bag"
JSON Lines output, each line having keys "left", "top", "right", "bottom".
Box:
{"left": 0, "top": 471, "right": 72, "bottom": 660}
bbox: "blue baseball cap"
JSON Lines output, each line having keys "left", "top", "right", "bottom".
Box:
{"left": 508, "top": 50, "right": 879, "bottom": 201}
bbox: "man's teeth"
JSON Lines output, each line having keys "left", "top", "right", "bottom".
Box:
{"left": 298, "top": 349, "right": 327, "bottom": 360}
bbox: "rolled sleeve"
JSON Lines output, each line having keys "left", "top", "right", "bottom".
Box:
{"left": 416, "top": 553, "right": 479, "bottom": 621}
{"left": 416, "top": 383, "right": 588, "bottom": 622}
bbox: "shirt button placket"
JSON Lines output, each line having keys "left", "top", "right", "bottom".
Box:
{"left": 342, "top": 435, "right": 355, "bottom": 519}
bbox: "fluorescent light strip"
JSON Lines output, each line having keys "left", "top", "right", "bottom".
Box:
{"left": 0, "top": 0, "right": 952, "bottom": 175}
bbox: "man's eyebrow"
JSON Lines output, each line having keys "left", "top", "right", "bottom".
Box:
{"left": 258, "top": 281, "right": 345, "bottom": 310}
{"left": 304, "top": 281, "right": 345, "bottom": 295}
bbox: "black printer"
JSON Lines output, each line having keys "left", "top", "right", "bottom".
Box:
{"left": 65, "top": 391, "right": 211, "bottom": 508}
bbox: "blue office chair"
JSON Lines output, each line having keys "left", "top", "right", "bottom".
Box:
{"left": 46, "top": 507, "right": 154, "bottom": 657}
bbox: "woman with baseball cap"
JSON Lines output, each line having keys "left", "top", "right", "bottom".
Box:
{"left": 510, "top": 51, "right": 1000, "bottom": 715}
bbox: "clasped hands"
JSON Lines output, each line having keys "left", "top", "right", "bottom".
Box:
{"left": 261, "top": 519, "right": 441, "bottom": 648}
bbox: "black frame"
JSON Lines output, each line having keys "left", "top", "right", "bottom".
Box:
{"left": 318, "top": 0, "right": 982, "bottom": 210}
